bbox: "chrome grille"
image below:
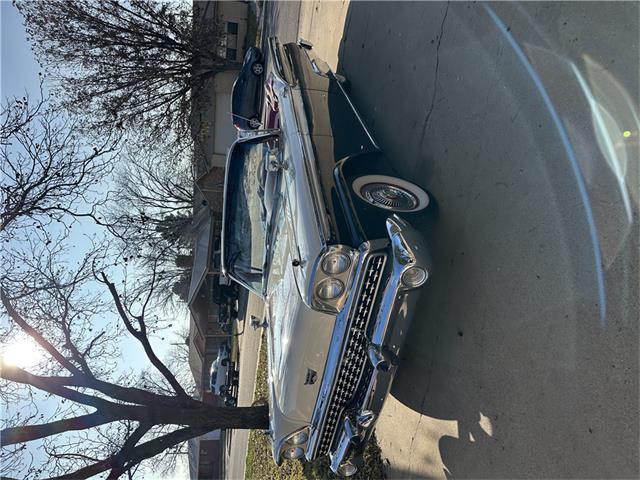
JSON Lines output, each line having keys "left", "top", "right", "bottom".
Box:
{"left": 317, "top": 254, "right": 386, "bottom": 456}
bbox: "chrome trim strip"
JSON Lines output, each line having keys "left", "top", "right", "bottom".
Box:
{"left": 268, "top": 37, "right": 296, "bottom": 87}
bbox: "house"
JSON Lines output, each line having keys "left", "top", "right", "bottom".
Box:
{"left": 187, "top": 3, "right": 252, "bottom": 478}
{"left": 192, "top": 0, "right": 249, "bottom": 171}
{"left": 188, "top": 431, "right": 222, "bottom": 480}
{"left": 188, "top": 389, "right": 224, "bottom": 480}
{"left": 186, "top": 210, "right": 233, "bottom": 480}
{"left": 187, "top": 208, "right": 229, "bottom": 393}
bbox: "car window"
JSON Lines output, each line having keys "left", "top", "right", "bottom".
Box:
{"left": 225, "top": 140, "right": 271, "bottom": 293}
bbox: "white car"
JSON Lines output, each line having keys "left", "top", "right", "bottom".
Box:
{"left": 209, "top": 343, "right": 238, "bottom": 407}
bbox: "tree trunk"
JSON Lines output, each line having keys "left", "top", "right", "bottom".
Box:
{"left": 117, "top": 403, "right": 270, "bottom": 431}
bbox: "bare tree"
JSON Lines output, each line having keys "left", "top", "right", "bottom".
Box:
{"left": 0, "top": 249, "right": 267, "bottom": 479}
{"left": 109, "top": 138, "right": 194, "bottom": 243}
{"left": 0, "top": 85, "right": 118, "bottom": 235}
{"left": 15, "top": 0, "right": 232, "bottom": 142}
{"left": 105, "top": 138, "right": 197, "bottom": 309}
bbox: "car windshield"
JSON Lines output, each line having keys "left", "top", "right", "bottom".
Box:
{"left": 224, "top": 139, "right": 271, "bottom": 293}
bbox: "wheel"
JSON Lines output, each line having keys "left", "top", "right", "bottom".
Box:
{"left": 225, "top": 397, "right": 237, "bottom": 407}
{"left": 248, "top": 116, "right": 261, "bottom": 129}
{"left": 352, "top": 175, "right": 430, "bottom": 212}
{"left": 221, "top": 358, "right": 230, "bottom": 367}
{"left": 251, "top": 62, "right": 264, "bottom": 75}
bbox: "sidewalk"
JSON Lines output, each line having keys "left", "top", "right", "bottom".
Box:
{"left": 224, "top": 292, "right": 264, "bottom": 480}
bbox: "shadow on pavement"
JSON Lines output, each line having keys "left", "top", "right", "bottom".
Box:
{"left": 336, "top": 2, "right": 638, "bottom": 478}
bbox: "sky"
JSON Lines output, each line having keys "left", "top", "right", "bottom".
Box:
{"left": 1, "top": 0, "right": 189, "bottom": 361}
{"left": 1, "top": 1, "right": 42, "bottom": 100}
{"left": 1, "top": 3, "right": 191, "bottom": 477}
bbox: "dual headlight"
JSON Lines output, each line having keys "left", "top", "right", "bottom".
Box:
{"left": 311, "top": 246, "right": 357, "bottom": 312}
{"left": 279, "top": 428, "right": 309, "bottom": 460}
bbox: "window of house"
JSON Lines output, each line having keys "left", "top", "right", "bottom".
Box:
{"left": 227, "top": 22, "right": 238, "bottom": 35}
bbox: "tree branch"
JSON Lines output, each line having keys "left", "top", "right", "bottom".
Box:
{"left": 1, "top": 412, "right": 118, "bottom": 446}
{"left": 100, "top": 273, "right": 187, "bottom": 397}
{"left": 105, "top": 422, "right": 152, "bottom": 480}
{"left": 51, "top": 424, "right": 211, "bottom": 480}
{"left": 0, "top": 363, "right": 118, "bottom": 411}
{"left": 1, "top": 288, "right": 82, "bottom": 376}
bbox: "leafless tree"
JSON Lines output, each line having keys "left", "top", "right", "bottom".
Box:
{"left": 15, "top": 0, "right": 232, "bottom": 143}
{"left": 0, "top": 246, "right": 268, "bottom": 479}
{"left": 109, "top": 138, "right": 194, "bottom": 244}
{"left": 105, "top": 138, "right": 197, "bottom": 309}
{"left": 0, "top": 85, "right": 118, "bottom": 235}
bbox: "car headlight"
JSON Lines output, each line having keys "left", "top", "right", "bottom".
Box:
{"left": 315, "top": 278, "right": 345, "bottom": 300}
{"left": 401, "top": 265, "right": 428, "bottom": 288}
{"left": 279, "top": 428, "right": 310, "bottom": 461}
{"left": 282, "top": 446, "right": 305, "bottom": 460}
{"left": 321, "top": 251, "right": 351, "bottom": 275}
{"left": 288, "top": 430, "right": 308, "bottom": 445}
{"left": 310, "top": 246, "right": 358, "bottom": 313}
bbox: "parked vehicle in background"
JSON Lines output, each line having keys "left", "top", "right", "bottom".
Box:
{"left": 220, "top": 37, "right": 435, "bottom": 476}
{"left": 231, "top": 47, "right": 264, "bottom": 130}
{"left": 210, "top": 343, "right": 239, "bottom": 407}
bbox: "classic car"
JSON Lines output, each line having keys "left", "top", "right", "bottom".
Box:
{"left": 221, "top": 37, "right": 434, "bottom": 476}
{"left": 231, "top": 47, "right": 265, "bottom": 130}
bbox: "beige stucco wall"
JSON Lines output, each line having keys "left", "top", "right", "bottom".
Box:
{"left": 213, "top": 70, "right": 238, "bottom": 95}
{"left": 217, "top": 1, "right": 249, "bottom": 62}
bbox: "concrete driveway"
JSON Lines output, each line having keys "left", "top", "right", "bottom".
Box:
{"left": 264, "top": 1, "right": 639, "bottom": 479}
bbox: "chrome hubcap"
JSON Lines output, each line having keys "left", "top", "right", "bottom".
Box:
{"left": 252, "top": 63, "right": 263, "bottom": 75}
{"left": 361, "top": 182, "right": 418, "bottom": 210}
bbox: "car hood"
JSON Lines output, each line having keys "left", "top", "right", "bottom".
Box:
{"left": 265, "top": 204, "right": 336, "bottom": 425}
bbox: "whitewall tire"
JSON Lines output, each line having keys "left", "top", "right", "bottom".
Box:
{"left": 352, "top": 175, "right": 430, "bottom": 212}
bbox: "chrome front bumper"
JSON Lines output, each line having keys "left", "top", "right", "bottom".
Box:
{"left": 305, "top": 215, "right": 431, "bottom": 474}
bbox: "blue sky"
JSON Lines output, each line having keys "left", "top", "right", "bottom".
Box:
{"left": 1, "top": 0, "right": 186, "bottom": 361}
{"left": 1, "top": 3, "right": 191, "bottom": 477}
{"left": 1, "top": 2, "right": 42, "bottom": 100}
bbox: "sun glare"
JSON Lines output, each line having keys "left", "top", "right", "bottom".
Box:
{"left": 1, "top": 338, "right": 44, "bottom": 369}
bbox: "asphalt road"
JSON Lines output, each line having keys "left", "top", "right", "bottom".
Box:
{"left": 263, "top": 1, "right": 639, "bottom": 479}
{"left": 224, "top": 293, "right": 264, "bottom": 480}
